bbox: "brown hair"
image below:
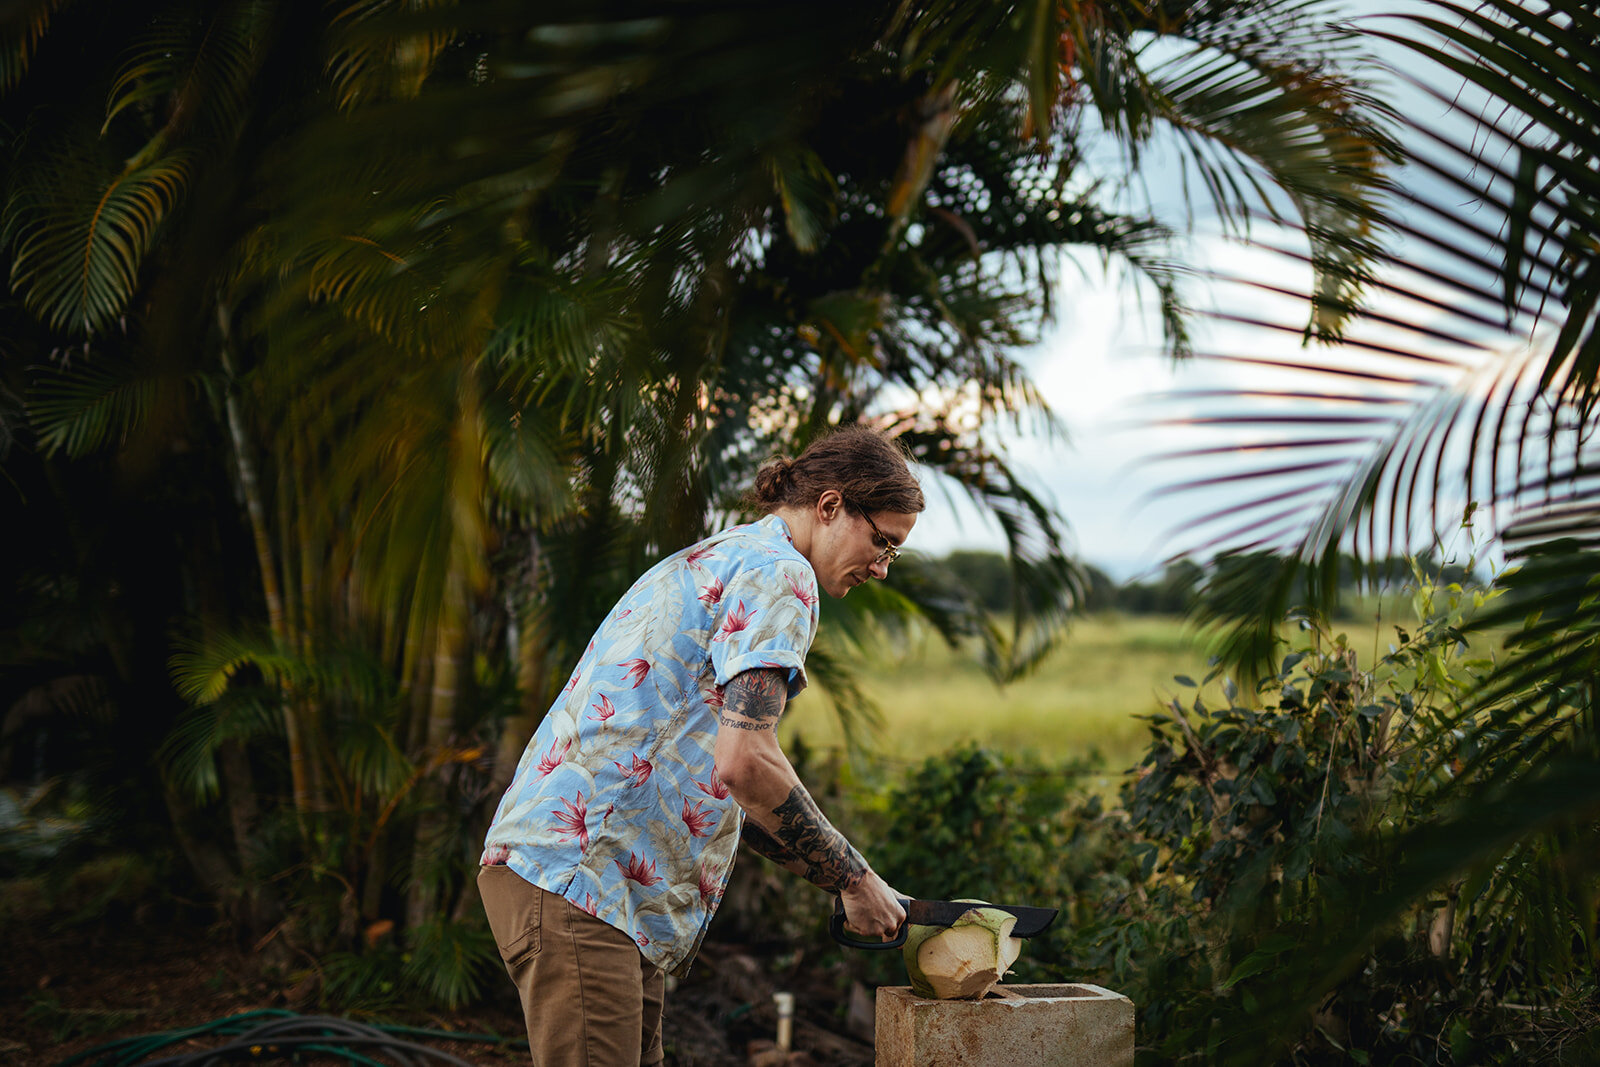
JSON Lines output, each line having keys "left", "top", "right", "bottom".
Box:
{"left": 751, "top": 426, "right": 925, "bottom": 515}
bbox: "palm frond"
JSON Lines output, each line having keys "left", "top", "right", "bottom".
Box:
{"left": 159, "top": 689, "right": 283, "bottom": 802}
{"left": 27, "top": 353, "right": 160, "bottom": 457}
{"left": 7, "top": 673, "right": 112, "bottom": 724}
{"left": 401, "top": 918, "right": 498, "bottom": 1009}
{"left": 1153, "top": 1, "right": 1599, "bottom": 672}
{"left": 768, "top": 144, "right": 838, "bottom": 255}
{"left": 902, "top": 426, "right": 1085, "bottom": 682}
{"left": 0, "top": 0, "right": 60, "bottom": 95}
{"left": 3, "top": 146, "right": 192, "bottom": 335}
{"left": 336, "top": 711, "right": 413, "bottom": 798}
{"left": 1217, "top": 753, "right": 1600, "bottom": 1057}
{"left": 170, "top": 627, "right": 392, "bottom": 708}
{"left": 1146, "top": 35, "right": 1399, "bottom": 336}
{"left": 325, "top": 0, "right": 457, "bottom": 111}
{"left": 798, "top": 634, "right": 887, "bottom": 760}
{"left": 102, "top": 1, "right": 267, "bottom": 147}
{"left": 1142, "top": 1, "right": 1600, "bottom": 1040}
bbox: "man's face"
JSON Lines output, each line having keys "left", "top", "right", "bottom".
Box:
{"left": 811, "top": 494, "right": 916, "bottom": 598}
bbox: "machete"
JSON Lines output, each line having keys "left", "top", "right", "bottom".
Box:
{"left": 830, "top": 896, "right": 1058, "bottom": 950}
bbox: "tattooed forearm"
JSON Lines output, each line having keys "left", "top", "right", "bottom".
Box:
{"left": 741, "top": 820, "right": 801, "bottom": 867}
{"left": 724, "top": 668, "right": 788, "bottom": 723}
{"left": 769, "top": 785, "right": 868, "bottom": 893}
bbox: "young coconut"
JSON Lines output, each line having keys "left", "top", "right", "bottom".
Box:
{"left": 902, "top": 899, "right": 1024, "bottom": 999}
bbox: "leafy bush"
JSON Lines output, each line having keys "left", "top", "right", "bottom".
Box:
{"left": 854, "top": 744, "right": 1122, "bottom": 984}
{"left": 1070, "top": 578, "right": 1600, "bottom": 1065}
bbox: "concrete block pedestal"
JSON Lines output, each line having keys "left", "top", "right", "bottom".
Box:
{"left": 875, "top": 983, "right": 1134, "bottom": 1067}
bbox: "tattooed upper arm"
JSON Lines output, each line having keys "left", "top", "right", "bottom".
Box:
{"left": 719, "top": 668, "right": 789, "bottom": 732}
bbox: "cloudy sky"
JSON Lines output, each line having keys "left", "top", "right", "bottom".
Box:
{"left": 910, "top": 0, "right": 1516, "bottom": 580}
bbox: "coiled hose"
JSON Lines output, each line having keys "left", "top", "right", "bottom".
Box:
{"left": 55, "top": 1009, "right": 518, "bottom": 1066}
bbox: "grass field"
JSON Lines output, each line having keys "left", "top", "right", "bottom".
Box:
{"left": 782, "top": 597, "right": 1438, "bottom": 788}
{"left": 781, "top": 614, "right": 1222, "bottom": 784}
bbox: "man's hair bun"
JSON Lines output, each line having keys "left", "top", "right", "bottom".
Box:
{"left": 748, "top": 427, "right": 924, "bottom": 515}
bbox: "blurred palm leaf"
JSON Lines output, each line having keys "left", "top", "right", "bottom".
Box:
{"left": 0, "top": 0, "right": 59, "bottom": 94}
{"left": 27, "top": 354, "right": 163, "bottom": 456}
{"left": 1148, "top": 0, "right": 1600, "bottom": 1041}
{"left": 160, "top": 689, "right": 283, "bottom": 802}
{"left": 2, "top": 146, "right": 193, "bottom": 335}
{"left": 102, "top": 1, "right": 267, "bottom": 145}
{"left": 325, "top": 0, "right": 456, "bottom": 110}
{"left": 887, "top": 0, "right": 1398, "bottom": 333}
{"left": 170, "top": 627, "right": 391, "bottom": 707}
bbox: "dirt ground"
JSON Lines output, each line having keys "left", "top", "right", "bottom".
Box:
{"left": 0, "top": 911, "right": 877, "bottom": 1066}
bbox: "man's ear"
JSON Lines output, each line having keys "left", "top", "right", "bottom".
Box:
{"left": 815, "top": 489, "right": 844, "bottom": 523}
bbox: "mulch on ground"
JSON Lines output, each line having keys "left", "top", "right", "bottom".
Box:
{"left": 1, "top": 910, "right": 873, "bottom": 1066}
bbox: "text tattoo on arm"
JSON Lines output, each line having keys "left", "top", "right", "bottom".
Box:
{"left": 719, "top": 668, "right": 787, "bottom": 732}
{"left": 770, "top": 785, "right": 868, "bottom": 893}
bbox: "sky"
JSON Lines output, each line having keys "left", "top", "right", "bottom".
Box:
{"left": 909, "top": 0, "right": 1519, "bottom": 581}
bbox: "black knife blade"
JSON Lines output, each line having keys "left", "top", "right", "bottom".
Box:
{"left": 903, "top": 899, "right": 1058, "bottom": 938}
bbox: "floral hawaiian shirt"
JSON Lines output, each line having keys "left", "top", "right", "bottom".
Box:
{"left": 481, "top": 514, "right": 821, "bottom": 976}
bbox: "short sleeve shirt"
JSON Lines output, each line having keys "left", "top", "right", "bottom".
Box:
{"left": 481, "top": 514, "right": 821, "bottom": 976}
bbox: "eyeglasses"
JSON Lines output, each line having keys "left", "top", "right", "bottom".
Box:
{"left": 847, "top": 501, "right": 901, "bottom": 565}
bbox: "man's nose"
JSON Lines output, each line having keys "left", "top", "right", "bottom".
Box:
{"left": 868, "top": 557, "right": 891, "bottom": 580}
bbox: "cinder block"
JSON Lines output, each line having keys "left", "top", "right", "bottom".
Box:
{"left": 875, "top": 984, "right": 1134, "bottom": 1067}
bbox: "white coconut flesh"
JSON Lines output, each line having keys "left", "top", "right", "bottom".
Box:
{"left": 903, "top": 905, "right": 1024, "bottom": 1000}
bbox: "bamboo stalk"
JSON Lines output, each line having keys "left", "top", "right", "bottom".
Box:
{"left": 218, "top": 302, "right": 313, "bottom": 819}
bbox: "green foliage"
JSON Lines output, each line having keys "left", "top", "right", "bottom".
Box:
{"left": 1070, "top": 578, "right": 1600, "bottom": 1065}
{"left": 319, "top": 917, "right": 499, "bottom": 1013}
{"left": 0, "top": 0, "right": 1401, "bottom": 1007}
{"left": 860, "top": 744, "right": 1120, "bottom": 983}
{"left": 402, "top": 918, "right": 500, "bottom": 1010}
{"left": 3, "top": 145, "right": 194, "bottom": 336}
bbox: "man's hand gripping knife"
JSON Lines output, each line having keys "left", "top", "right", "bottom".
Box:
{"left": 712, "top": 668, "right": 905, "bottom": 941}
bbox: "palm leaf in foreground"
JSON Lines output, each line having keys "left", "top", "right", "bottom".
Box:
{"left": 1146, "top": 0, "right": 1600, "bottom": 1047}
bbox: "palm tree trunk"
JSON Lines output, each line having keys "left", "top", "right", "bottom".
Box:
{"left": 490, "top": 531, "right": 548, "bottom": 796}
{"left": 405, "top": 566, "right": 468, "bottom": 929}
{"left": 405, "top": 372, "right": 488, "bottom": 930}
{"left": 217, "top": 302, "right": 315, "bottom": 819}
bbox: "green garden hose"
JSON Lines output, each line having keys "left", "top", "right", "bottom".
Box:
{"left": 55, "top": 1009, "right": 520, "bottom": 1066}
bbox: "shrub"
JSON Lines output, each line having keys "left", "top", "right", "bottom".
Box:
{"left": 1076, "top": 579, "right": 1600, "bottom": 1065}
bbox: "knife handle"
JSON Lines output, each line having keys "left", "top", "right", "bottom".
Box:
{"left": 829, "top": 896, "right": 908, "bottom": 950}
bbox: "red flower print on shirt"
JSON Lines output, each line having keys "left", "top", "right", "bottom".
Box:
{"left": 620, "top": 658, "right": 650, "bottom": 687}
{"left": 614, "top": 752, "right": 653, "bottom": 788}
{"left": 681, "top": 796, "right": 716, "bottom": 837}
{"left": 616, "top": 852, "right": 661, "bottom": 887}
{"left": 563, "top": 666, "right": 581, "bottom": 693}
{"left": 714, "top": 600, "right": 752, "bottom": 642}
{"left": 550, "top": 791, "right": 589, "bottom": 852}
{"left": 697, "top": 864, "right": 721, "bottom": 905}
{"left": 693, "top": 767, "right": 731, "bottom": 800}
{"left": 702, "top": 685, "right": 724, "bottom": 708}
{"left": 482, "top": 844, "right": 511, "bottom": 866}
{"left": 697, "top": 578, "right": 725, "bottom": 607}
{"left": 536, "top": 737, "right": 571, "bottom": 777}
{"left": 685, "top": 545, "right": 715, "bottom": 568}
{"left": 785, "top": 572, "right": 818, "bottom": 608}
{"left": 579, "top": 893, "right": 598, "bottom": 917}
{"left": 588, "top": 694, "right": 616, "bottom": 723}
{"left": 635, "top": 931, "right": 650, "bottom": 948}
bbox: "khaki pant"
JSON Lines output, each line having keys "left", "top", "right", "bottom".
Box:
{"left": 478, "top": 864, "right": 666, "bottom": 1066}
